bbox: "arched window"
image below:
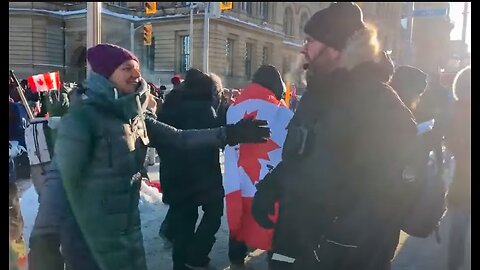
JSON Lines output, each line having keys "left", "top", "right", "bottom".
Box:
{"left": 299, "top": 12, "right": 309, "bottom": 39}
{"left": 283, "top": 7, "right": 294, "bottom": 37}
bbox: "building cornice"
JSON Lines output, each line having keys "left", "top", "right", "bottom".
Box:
{"left": 10, "top": 7, "right": 302, "bottom": 41}
{"left": 218, "top": 14, "right": 284, "bottom": 37}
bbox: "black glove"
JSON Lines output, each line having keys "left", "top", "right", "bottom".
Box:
{"left": 252, "top": 172, "right": 280, "bottom": 229}
{"left": 226, "top": 118, "right": 270, "bottom": 146}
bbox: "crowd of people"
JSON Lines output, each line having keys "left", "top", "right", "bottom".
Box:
{"left": 9, "top": 3, "right": 470, "bottom": 270}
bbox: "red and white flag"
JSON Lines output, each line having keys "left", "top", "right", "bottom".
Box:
{"left": 27, "top": 71, "right": 61, "bottom": 93}
{"left": 224, "top": 83, "right": 294, "bottom": 250}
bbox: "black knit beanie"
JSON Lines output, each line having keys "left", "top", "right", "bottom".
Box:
{"left": 304, "top": 2, "right": 366, "bottom": 51}
{"left": 252, "top": 65, "right": 284, "bottom": 100}
{"left": 390, "top": 66, "right": 428, "bottom": 97}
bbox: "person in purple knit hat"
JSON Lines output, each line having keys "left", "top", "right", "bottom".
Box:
{"left": 29, "top": 43, "right": 270, "bottom": 270}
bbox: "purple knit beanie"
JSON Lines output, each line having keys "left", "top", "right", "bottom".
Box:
{"left": 87, "top": 43, "right": 139, "bottom": 79}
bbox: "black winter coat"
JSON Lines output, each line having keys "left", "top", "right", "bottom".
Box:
{"left": 156, "top": 94, "right": 224, "bottom": 205}
{"left": 254, "top": 59, "right": 417, "bottom": 269}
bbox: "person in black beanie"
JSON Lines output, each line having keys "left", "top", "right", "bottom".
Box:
{"left": 226, "top": 65, "right": 291, "bottom": 270}
{"left": 252, "top": 3, "right": 418, "bottom": 269}
{"left": 364, "top": 50, "right": 395, "bottom": 84}
{"left": 156, "top": 68, "right": 226, "bottom": 270}
{"left": 251, "top": 65, "right": 285, "bottom": 100}
{"left": 390, "top": 65, "right": 428, "bottom": 112}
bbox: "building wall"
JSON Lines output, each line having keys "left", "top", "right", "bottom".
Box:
{"left": 9, "top": 2, "right": 329, "bottom": 87}
{"left": 131, "top": 2, "right": 328, "bottom": 88}
{"left": 9, "top": 12, "right": 64, "bottom": 79}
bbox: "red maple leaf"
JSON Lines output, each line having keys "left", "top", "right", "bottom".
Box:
{"left": 237, "top": 110, "right": 279, "bottom": 184}
{"left": 36, "top": 78, "right": 44, "bottom": 86}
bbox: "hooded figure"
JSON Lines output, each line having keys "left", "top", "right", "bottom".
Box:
{"left": 36, "top": 43, "right": 269, "bottom": 270}
{"left": 252, "top": 3, "right": 418, "bottom": 269}
{"left": 156, "top": 68, "right": 225, "bottom": 269}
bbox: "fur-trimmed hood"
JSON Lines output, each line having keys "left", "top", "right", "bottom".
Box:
{"left": 338, "top": 24, "right": 382, "bottom": 71}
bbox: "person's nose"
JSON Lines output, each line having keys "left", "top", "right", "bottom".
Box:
{"left": 133, "top": 67, "right": 142, "bottom": 78}
{"left": 300, "top": 39, "right": 308, "bottom": 54}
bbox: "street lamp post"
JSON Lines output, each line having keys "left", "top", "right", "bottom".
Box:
{"left": 202, "top": 2, "right": 209, "bottom": 73}
{"left": 130, "top": 23, "right": 146, "bottom": 56}
{"left": 131, "top": 22, "right": 135, "bottom": 52}
{"left": 87, "top": 2, "right": 102, "bottom": 75}
{"left": 190, "top": 2, "right": 194, "bottom": 69}
{"left": 406, "top": 2, "right": 415, "bottom": 65}
{"left": 461, "top": 2, "right": 469, "bottom": 44}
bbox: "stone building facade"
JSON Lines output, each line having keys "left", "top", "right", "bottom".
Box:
{"left": 10, "top": 2, "right": 408, "bottom": 88}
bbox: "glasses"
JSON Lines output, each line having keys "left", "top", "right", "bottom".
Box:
{"left": 303, "top": 37, "right": 314, "bottom": 46}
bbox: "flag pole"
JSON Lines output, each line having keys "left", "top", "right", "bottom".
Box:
{"left": 9, "top": 70, "right": 35, "bottom": 120}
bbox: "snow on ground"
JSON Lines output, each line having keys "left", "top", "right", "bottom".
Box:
{"left": 18, "top": 153, "right": 467, "bottom": 270}
{"left": 18, "top": 179, "right": 38, "bottom": 249}
{"left": 139, "top": 191, "right": 268, "bottom": 270}
{"left": 19, "top": 151, "right": 269, "bottom": 270}
{"left": 143, "top": 154, "right": 268, "bottom": 270}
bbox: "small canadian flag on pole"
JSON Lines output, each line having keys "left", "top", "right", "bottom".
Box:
{"left": 27, "top": 71, "right": 61, "bottom": 93}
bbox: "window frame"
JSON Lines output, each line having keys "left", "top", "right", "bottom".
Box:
{"left": 258, "top": 2, "right": 269, "bottom": 21}
{"left": 283, "top": 7, "right": 294, "bottom": 37}
{"left": 225, "top": 38, "right": 235, "bottom": 77}
{"left": 299, "top": 12, "right": 309, "bottom": 40}
{"left": 178, "top": 35, "right": 191, "bottom": 74}
{"left": 262, "top": 45, "right": 270, "bottom": 65}
{"left": 245, "top": 42, "right": 253, "bottom": 79}
{"left": 146, "top": 36, "right": 155, "bottom": 71}
{"left": 241, "top": 2, "right": 253, "bottom": 15}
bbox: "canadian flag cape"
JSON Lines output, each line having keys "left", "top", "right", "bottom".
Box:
{"left": 224, "top": 83, "right": 294, "bottom": 250}
{"left": 27, "top": 71, "right": 61, "bottom": 93}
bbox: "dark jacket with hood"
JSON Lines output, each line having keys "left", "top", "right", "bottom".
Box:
{"left": 156, "top": 72, "right": 224, "bottom": 205}
{"left": 53, "top": 72, "right": 230, "bottom": 270}
{"left": 253, "top": 27, "right": 418, "bottom": 270}
{"left": 163, "top": 82, "right": 185, "bottom": 108}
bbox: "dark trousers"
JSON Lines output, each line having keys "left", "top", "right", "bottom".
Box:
{"left": 159, "top": 207, "right": 174, "bottom": 241}
{"left": 448, "top": 207, "right": 470, "bottom": 270}
{"left": 170, "top": 198, "right": 223, "bottom": 270}
{"left": 269, "top": 259, "right": 294, "bottom": 270}
{"left": 228, "top": 238, "right": 248, "bottom": 265}
{"left": 61, "top": 218, "right": 101, "bottom": 270}
{"left": 28, "top": 234, "right": 65, "bottom": 270}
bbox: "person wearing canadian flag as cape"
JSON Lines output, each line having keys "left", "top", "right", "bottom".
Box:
{"left": 224, "top": 65, "right": 294, "bottom": 269}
